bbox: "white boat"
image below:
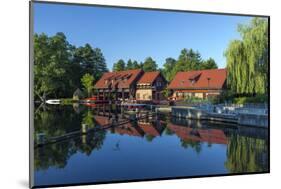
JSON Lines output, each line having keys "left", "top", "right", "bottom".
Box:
{"left": 46, "top": 99, "right": 61, "bottom": 105}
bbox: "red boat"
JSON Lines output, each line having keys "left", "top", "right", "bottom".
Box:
{"left": 83, "top": 103, "right": 97, "bottom": 108}
{"left": 83, "top": 96, "right": 108, "bottom": 104}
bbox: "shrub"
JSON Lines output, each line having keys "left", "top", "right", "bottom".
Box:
{"left": 185, "top": 96, "right": 209, "bottom": 104}
{"left": 233, "top": 94, "right": 268, "bottom": 104}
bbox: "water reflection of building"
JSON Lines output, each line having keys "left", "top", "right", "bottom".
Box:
{"left": 138, "top": 120, "right": 165, "bottom": 137}
{"left": 92, "top": 114, "right": 165, "bottom": 138}
{"left": 115, "top": 123, "right": 145, "bottom": 137}
{"left": 94, "top": 115, "right": 112, "bottom": 127}
{"left": 167, "top": 123, "right": 228, "bottom": 144}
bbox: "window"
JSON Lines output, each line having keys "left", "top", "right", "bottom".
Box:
{"left": 157, "top": 81, "right": 162, "bottom": 87}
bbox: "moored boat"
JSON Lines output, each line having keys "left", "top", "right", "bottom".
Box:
{"left": 46, "top": 99, "right": 61, "bottom": 104}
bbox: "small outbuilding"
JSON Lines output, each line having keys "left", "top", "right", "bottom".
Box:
{"left": 73, "top": 88, "right": 84, "bottom": 100}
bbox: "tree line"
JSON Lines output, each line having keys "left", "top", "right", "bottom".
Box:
{"left": 112, "top": 57, "right": 159, "bottom": 73}
{"left": 34, "top": 32, "right": 108, "bottom": 101}
{"left": 112, "top": 49, "right": 218, "bottom": 81}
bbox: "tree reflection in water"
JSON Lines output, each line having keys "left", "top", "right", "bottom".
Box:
{"left": 34, "top": 105, "right": 106, "bottom": 171}
{"left": 34, "top": 104, "right": 268, "bottom": 174}
{"left": 225, "top": 134, "right": 268, "bottom": 173}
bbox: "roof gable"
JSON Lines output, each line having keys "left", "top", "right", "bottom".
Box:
{"left": 137, "top": 71, "right": 166, "bottom": 84}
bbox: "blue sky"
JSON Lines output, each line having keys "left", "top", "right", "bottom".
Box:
{"left": 34, "top": 2, "right": 254, "bottom": 70}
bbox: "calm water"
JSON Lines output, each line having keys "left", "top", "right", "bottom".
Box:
{"left": 33, "top": 104, "right": 269, "bottom": 187}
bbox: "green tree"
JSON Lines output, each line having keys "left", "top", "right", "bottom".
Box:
{"left": 143, "top": 57, "right": 157, "bottom": 72}
{"left": 225, "top": 18, "right": 268, "bottom": 95}
{"left": 162, "top": 57, "right": 177, "bottom": 81}
{"left": 34, "top": 33, "right": 108, "bottom": 101}
{"left": 201, "top": 58, "right": 218, "bottom": 70}
{"left": 81, "top": 73, "right": 95, "bottom": 97}
{"left": 73, "top": 43, "right": 107, "bottom": 79}
{"left": 126, "top": 59, "right": 134, "bottom": 70}
{"left": 138, "top": 61, "right": 144, "bottom": 69}
{"left": 132, "top": 60, "right": 140, "bottom": 69}
{"left": 113, "top": 59, "right": 126, "bottom": 71}
{"left": 34, "top": 32, "right": 71, "bottom": 100}
{"left": 162, "top": 87, "right": 170, "bottom": 98}
{"left": 175, "top": 48, "right": 202, "bottom": 72}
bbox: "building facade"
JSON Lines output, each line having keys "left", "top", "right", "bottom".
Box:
{"left": 94, "top": 69, "right": 167, "bottom": 102}
{"left": 167, "top": 68, "right": 227, "bottom": 100}
{"left": 136, "top": 71, "right": 167, "bottom": 101}
{"left": 94, "top": 69, "right": 144, "bottom": 101}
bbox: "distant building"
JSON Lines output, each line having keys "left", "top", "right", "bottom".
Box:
{"left": 136, "top": 71, "right": 167, "bottom": 101}
{"left": 94, "top": 69, "right": 143, "bottom": 101}
{"left": 167, "top": 68, "right": 227, "bottom": 99}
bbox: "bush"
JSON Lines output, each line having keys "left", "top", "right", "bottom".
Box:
{"left": 214, "top": 91, "right": 268, "bottom": 105}
{"left": 233, "top": 94, "right": 268, "bottom": 104}
{"left": 215, "top": 91, "right": 235, "bottom": 104}
{"left": 185, "top": 96, "right": 210, "bottom": 104}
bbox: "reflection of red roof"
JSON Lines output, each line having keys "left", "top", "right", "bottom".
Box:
{"left": 168, "top": 124, "right": 201, "bottom": 141}
{"left": 93, "top": 115, "right": 111, "bottom": 127}
{"left": 198, "top": 130, "right": 228, "bottom": 144}
{"left": 95, "top": 69, "right": 143, "bottom": 89}
{"left": 167, "top": 124, "right": 228, "bottom": 144}
{"left": 167, "top": 68, "right": 227, "bottom": 89}
{"left": 114, "top": 124, "right": 144, "bottom": 137}
{"left": 137, "top": 71, "right": 160, "bottom": 84}
{"left": 138, "top": 122, "right": 162, "bottom": 136}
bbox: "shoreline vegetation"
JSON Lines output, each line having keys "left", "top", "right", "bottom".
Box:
{"left": 34, "top": 18, "right": 268, "bottom": 106}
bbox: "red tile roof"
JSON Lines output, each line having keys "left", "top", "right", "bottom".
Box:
{"left": 167, "top": 68, "right": 227, "bottom": 89}
{"left": 137, "top": 71, "right": 161, "bottom": 84}
{"left": 94, "top": 69, "right": 143, "bottom": 89}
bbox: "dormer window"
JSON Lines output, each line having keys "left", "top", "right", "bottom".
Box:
{"left": 190, "top": 79, "right": 195, "bottom": 85}
{"left": 188, "top": 72, "right": 201, "bottom": 85}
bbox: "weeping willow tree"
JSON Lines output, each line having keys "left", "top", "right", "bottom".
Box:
{"left": 225, "top": 18, "right": 268, "bottom": 95}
